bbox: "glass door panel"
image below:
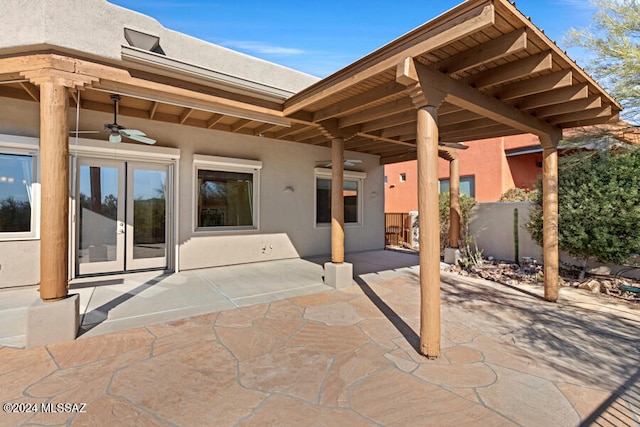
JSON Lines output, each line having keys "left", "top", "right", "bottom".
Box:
{"left": 77, "top": 159, "right": 125, "bottom": 274}
{"left": 126, "top": 163, "right": 169, "bottom": 270}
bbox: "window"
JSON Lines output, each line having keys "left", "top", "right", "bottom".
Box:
{"left": 439, "top": 175, "right": 475, "bottom": 198}
{"left": 399, "top": 173, "right": 406, "bottom": 182}
{"left": 384, "top": 175, "right": 388, "bottom": 184}
{"left": 0, "top": 152, "right": 37, "bottom": 239}
{"left": 315, "top": 168, "right": 366, "bottom": 226}
{"left": 194, "top": 155, "right": 261, "bottom": 231}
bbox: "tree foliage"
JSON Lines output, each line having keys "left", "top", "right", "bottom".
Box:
{"left": 527, "top": 149, "right": 640, "bottom": 265}
{"left": 566, "top": 0, "right": 640, "bottom": 122}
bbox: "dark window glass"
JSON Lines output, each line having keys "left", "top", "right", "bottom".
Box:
{"left": 316, "top": 178, "right": 359, "bottom": 224}
{"left": 197, "top": 169, "right": 254, "bottom": 228}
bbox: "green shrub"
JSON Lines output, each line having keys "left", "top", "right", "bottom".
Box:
{"left": 439, "top": 191, "right": 477, "bottom": 252}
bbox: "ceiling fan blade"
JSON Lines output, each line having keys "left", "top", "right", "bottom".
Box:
{"left": 439, "top": 142, "right": 469, "bottom": 150}
{"left": 109, "top": 133, "right": 122, "bottom": 143}
{"left": 122, "top": 132, "right": 156, "bottom": 145}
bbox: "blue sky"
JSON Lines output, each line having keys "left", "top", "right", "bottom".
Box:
{"left": 108, "top": 0, "right": 597, "bottom": 77}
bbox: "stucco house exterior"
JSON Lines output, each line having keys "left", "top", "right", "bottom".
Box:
{"left": 0, "top": 0, "right": 385, "bottom": 290}
{"left": 0, "top": 0, "right": 621, "bottom": 354}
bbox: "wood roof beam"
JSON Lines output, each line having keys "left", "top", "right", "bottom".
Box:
{"left": 380, "top": 151, "right": 418, "bottom": 165}
{"left": 556, "top": 112, "right": 620, "bottom": 129}
{"left": 273, "top": 123, "right": 311, "bottom": 139}
{"left": 356, "top": 131, "right": 417, "bottom": 147}
{"left": 441, "top": 124, "right": 523, "bottom": 142}
{"left": 339, "top": 97, "right": 415, "bottom": 128}
{"left": 412, "top": 59, "right": 561, "bottom": 139}
{"left": 549, "top": 105, "right": 612, "bottom": 126}
{"left": 381, "top": 122, "right": 415, "bottom": 138}
{"left": 515, "top": 83, "right": 589, "bottom": 110}
{"left": 149, "top": 101, "right": 159, "bottom": 119}
{"left": 312, "top": 81, "right": 406, "bottom": 122}
{"left": 464, "top": 51, "right": 553, "bottom": 89}
{"left": 359, "top": 110, "right": 417, "bottom": 133}
{"left": 252, "top": 122, "right": 282, "bottom": 136}
{"left": 492, "top": 70, "right": 573, "bottom": 101}
{"left": 438, "top": 109, "right": 484, "bottom": 127}
{"left": 533, "top": 95, "right": 602, "bottom": 118}
{"left": 179, "top": 108, "right": 194, "bottom": 124}
{"left": 437, "top": 28, "right": 527, "bottom": 75}
{"left": 231, "top": 118, "right": 253, "bottom": 132}
{"left": 206, "top": 113, "right": 225, "bottom": 129}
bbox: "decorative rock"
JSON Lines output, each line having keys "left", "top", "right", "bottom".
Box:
{"left": 579, "top": 280, "right": 601, "bottom": 294}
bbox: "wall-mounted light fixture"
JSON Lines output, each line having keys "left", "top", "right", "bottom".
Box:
{"left": 283, "top": 186, "right": 294, "bottom": 193}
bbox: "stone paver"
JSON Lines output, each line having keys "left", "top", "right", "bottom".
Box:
{"left": 1, "top": 269, "right": 639, "bottom": 426}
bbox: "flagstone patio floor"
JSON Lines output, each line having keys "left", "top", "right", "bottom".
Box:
{"left": 1, "top": 264, "right": 639, "bottom": 426}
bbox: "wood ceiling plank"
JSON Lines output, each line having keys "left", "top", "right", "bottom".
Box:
{"left": 19, "top": 81, "right": 39, "bottom": 101}
{"left": 339, "top": 97, "right": 414, "bottom": 128}
{"left": 437, "top": 28, "right": 527, "bottom": 75}
{"left": 534, "top": 95, "right": 601, "bottom": 118}
{"left": 359, "top": 110, "right": 416, "bottom": 133}
{"left": 516, "top": 83, "right": 588, "bottom": 110}
{"left": 492, "top": 70, "right": 572, "bottom": 100}
{"left": 465, "top": 51, "right": 553, "bottom": 89}
{"left": 549, "top": 105, "right": 612, "bottom": 126}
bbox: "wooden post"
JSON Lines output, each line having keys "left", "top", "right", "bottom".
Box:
{"left": 542, "top": 145, "right": 559, "bottom": 302}
{"left": 449, "top": 157, "right": 461, "bottom": 248}
{"left": 331, "top": 137, "right": 345, "bottom": 264}
{"left": 39, "top": 81, "right": 70, "bottom": 301}
{"left": 417, "top": 106, "right": 441, "bottom": 358}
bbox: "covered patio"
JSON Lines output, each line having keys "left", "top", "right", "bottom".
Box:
{"left": 0, "top": 0, "right": 621, "bottom": 354}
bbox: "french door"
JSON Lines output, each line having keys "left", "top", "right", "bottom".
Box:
{"left": 76, "top": 158, "right": 171, "bottom": 275}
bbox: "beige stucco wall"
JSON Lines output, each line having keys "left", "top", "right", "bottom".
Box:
{"left": 0, "top": 97, "right": 384, "bottom": 287}
{"left": 0, "top": 0, "right": 319, "bottom": 93}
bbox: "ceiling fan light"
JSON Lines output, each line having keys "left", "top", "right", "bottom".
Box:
{"left": 109, "top": 133, "right": 122, "bottom": 143}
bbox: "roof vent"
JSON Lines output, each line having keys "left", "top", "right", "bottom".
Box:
{"left": 124, "top": 28, "right": 164, "bottom": 54}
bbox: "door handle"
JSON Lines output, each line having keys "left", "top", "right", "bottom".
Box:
{"left": 117, "top": 221, "right": 125, "bottom": 234}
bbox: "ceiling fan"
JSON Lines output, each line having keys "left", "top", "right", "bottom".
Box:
{"left": 316, "top": 159, "right": 363, "bottom": 168}
{"left": 439, "top": 142, "right": 469, "bottom": 150}
{"left": 72, "top": 94, "right": 156, "bottom": 144}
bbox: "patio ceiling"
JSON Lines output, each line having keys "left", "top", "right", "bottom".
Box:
{"left": 0, "top": 0, "right": 621, "bottom": 165}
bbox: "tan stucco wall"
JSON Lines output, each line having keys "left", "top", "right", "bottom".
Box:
{"left": 0, "top": 241, "right": 40, "bottom": 287}
{"left": 0, "top": 0, "right": 318, "bottom": 93}
{"left": 0, "top": 98, "right": 384, "bottom": 286}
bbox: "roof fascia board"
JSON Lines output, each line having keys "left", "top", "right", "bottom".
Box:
{"left": 284, "top": 1, "right": 495, "bottom": 115}
{"left": 121, "top": 46, "right": 295, "bottom": 102}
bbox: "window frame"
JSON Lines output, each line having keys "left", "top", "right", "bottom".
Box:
{"left": 193, "top": 154, "right": 262, "bottom": 233}
{"left": 0, "top": 138, "right": 40, "bottom": 241}
{"left": 439, "top": 175, "right": 476, "bottom": 198}
{"left": 314, "top": 168, "right": 366, "bottom": 228}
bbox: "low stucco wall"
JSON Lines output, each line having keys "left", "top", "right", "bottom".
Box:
{"left": 470, "top": 201, "right": 640, "bottom": 278}
{"left": 469, "top": 202, "right": 542, "bottom": 264}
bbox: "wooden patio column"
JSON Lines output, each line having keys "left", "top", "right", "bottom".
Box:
{"left": 416, "top": 105, "right": 444, "bottom": 358}
{"left": 449, "top": 157, "right": 461, "bottom": 249}
{"left": 22, "top": 60, "right": 97, "bottom": 303}
{"left": 39, "top": 80, "right": 71, "bottom": 301}
{"left": 397, "top": 56, "right": 446, "bottom": 358}
{"left": 331, "top": 137, "right": 345, "bottom": 263}
{"left": 541, "top": 137, "right": 560, "bottom": 302}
